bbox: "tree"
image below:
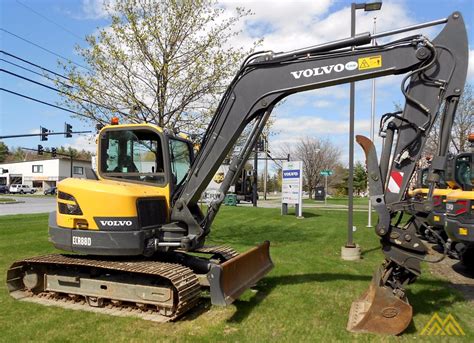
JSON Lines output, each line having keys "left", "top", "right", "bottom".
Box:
{"left": 333, "top": 164, "right": 349, "bottom": 196}
{"left": 283, "top": 137, "right": 341, "bottom": 199}
{"left": 0, "top": 142, "right": 9, "bottom": 162}
{"left": 353, "top": 161, "right": 368, "bottom": 195}
{"left": 6, "top": 147, "right": 26, "bottom": 162}
{"left": 450, "top": 83, "right": 473, "bottom": 153}
{"left": 58, "top": 0, "right": 255, "bottom": 134}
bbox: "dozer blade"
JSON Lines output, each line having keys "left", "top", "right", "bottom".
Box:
{"left": 347, "top": 267, "right": 413, "bottom": 335}
{"left": 208, "top": 241, "right": 273, "bottom": 306}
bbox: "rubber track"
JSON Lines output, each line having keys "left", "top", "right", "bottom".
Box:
{"left": 8, "top": 254, "right": 201, "bottom": 320}
{"left": 185, "top": 245, "right": 240, "bottom": 260}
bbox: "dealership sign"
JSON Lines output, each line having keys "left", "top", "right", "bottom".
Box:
{"left": 282, "top": 161, "right": 303, "bottom": 217}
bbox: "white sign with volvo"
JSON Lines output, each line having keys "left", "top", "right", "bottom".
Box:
{"left": 282, "top": 161, "right": 303, "bottom": 217}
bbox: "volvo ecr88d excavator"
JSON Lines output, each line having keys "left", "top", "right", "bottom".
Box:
{"left": 7, "top": 12, "right": 468, "bottom": 335}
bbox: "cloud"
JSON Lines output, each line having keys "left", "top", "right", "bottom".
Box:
{"left": 78, "top": 0, "right": 111, "bottom": 20}
{"left": 221, "top": 1, "right": 422, "bottom": 53}
{"left": 314, "top": 100, "right": 332, "bottom": 108}
{"left": 63, "top": 134, "right": 96, "bottom": 153}
{"left": 272, "top": 115, "right": 371, "bottom": 137}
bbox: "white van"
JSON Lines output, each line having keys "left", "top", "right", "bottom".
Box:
{"left": 9, "top": 184, "right": 36, "bottom": 194}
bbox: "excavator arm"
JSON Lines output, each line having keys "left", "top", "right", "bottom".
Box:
{"left": 164, "top": 12, "right": 468, "bottom": 335}
{"left": 168, "top": 12, "right": 468, "bottom": 251}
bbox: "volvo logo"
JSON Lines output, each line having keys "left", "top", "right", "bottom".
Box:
{"left": 99, "top": 220, "right": 133, "bottom": 227}
{"left": 290, "top": 61, "right": 357, "bottom": 79}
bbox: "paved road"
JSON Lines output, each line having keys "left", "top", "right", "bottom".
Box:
{"left": 0, "top": 196, "right": 55, "bottom": 216}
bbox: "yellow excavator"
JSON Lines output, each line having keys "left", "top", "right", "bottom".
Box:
{"left": 406, "top": 150, "right": 472, "bottom": 259}
{"left": 445, "top": 134, "right": 474, "bottom": 268}
{"left": 7, "top": 12, "right": 469, "bottom": 335}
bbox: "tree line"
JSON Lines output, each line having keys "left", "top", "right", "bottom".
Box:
{"left": 0, "top": 143, "right": 92, "bottom": 163}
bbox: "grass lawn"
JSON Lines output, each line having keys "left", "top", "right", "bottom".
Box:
{"left": 304, "top": 196, "right": 370, "bottom": 206}
{"left": 5, "top": 194, "right": 51, "bottom": 198}
{"left": 0, "top": 208, "right": 472, "bottom": 342}
{"left": 0, "top": 197, "right": 16, "bottom": 203}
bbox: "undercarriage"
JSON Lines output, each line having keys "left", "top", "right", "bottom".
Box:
{"left": 7, "top": 243, "right": 273, "bottom": 321}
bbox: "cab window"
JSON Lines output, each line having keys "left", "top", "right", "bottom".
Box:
{"left": 169, "top": 138, "right": 192, "bottom": 185}
{"left": 455, "top": 156, "right": 472, "bottom": 189}
{"left": 100, "top": 129, "right": 165, "bottom": 184}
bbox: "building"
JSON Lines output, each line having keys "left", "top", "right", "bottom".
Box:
{"left": 0, "top": 157, "right": 92, "bottom": 190}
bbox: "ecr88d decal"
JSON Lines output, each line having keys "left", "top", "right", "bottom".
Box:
{"left": 72, "top": 236, "right": 92, "bottom": 246}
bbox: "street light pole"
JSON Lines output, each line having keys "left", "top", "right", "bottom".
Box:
{"left": 342, "top": 1, "right": 382, "bottom": 260}
{"left": 263, "top": 135, "right": 268, "bottom": 200}
{"left": 367, "top": 16, "right": 377, "bottom": 228}
{"left": 325, "top": 174, "right": 328, "bottom": 206}
{"left": 253, "top": 142, "right": 258, "bottom": 207}
{"left": 347, "top": 2, "right": 357, "bottom": 248}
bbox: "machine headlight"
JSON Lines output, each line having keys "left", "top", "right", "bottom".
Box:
{"left": 58, "top": 192, "right": 83, "bottom": 215}
{"left": 66, "top": 203, "right": 80, "bottom": 213}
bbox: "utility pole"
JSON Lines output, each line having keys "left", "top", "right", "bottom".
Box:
{"left": 263, "top": 134, "right": 268, "bottom": 200}
{"left": 325, "top": 173, "right": 328, "bottom": 206}
{"left": 252, "top": 142, "right": 258, "bottom": 207}
{"left": 70, "top": 151, "right": 73, "bottom": 177}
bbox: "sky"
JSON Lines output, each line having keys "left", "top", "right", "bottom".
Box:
{"left": 1, "top": 0, "right": 473, "bottom": 173}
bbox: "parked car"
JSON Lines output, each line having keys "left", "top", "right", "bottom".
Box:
{"left": 0, "top": 185, "right": 9, "bottom": 194}
{"left": 44, "top": 187, "right": 57, "bottom": 195}
{"left": 9, "top": 184, "right": 36, "bottom": 194}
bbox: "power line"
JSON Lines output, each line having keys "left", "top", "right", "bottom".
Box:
{"left": 0, "top": 28, "right": 91, "bottom": 71}
{"left": 1, "top": 50, "right": 132, "bottom": 109}
{"left": 16, "top": 0, "right": 84, "bottom": 41}
{"left": 1, "top": 50, "right": 69, "bottom": 80}
{"left": 0, "top": 58, "right": 72, "bottom": 88}
{"left": 1, "top": 87, "right": 87, "bottom": 117}
{"left": 1, "top": 68, "right": 129, "bottom": 116}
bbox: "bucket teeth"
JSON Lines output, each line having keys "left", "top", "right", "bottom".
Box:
{"left": 347, "top": 267, "right": 413, "bottom": 335}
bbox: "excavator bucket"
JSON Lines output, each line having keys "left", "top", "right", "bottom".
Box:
{"left": 208, "top": 241, "right": 273, "bottom": 305}
{"left": 347, "top": 267, "right": 413, "bottom": 335}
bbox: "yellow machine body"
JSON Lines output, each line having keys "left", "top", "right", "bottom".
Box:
{"left": 56, "top": 178, "right": 170, "bottom": 230}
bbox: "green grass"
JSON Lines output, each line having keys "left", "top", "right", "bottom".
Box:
{"left": 304, "top": 196, "right": 370, "bottom": 206}
{"left": 6, "top": 194, "right": 51, "bottom": 198}
{"left": 0, "top": 209, "right": 472, "bottom": 342}
{"left": 0, "top": 197, "right": 16, "bottom": 203}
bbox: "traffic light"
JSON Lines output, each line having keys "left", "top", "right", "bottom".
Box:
{"left": 40, "top": 127, "right": 49, "bottom": 141}
{"left": 51, "top": 147, "right": 57, "bottom": 158}
{"left": 65, "top": 123, "right": 73, "bottom": 138}
{"left": 38, "top": 145, "right": 44, "bottom": 155}
{"left": 257, "top": 138, "right": 265, "bottom": 152}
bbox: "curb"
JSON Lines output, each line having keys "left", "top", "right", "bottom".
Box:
{"left": 0, "top": 201, "right": 25, "bottom": 205}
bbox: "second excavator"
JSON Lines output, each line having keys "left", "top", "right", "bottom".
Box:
{"left": 7, "top": 11, "right": 469, "bottom": 335}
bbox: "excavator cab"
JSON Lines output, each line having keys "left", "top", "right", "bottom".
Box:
{"left": 48, "top": 123, "right": 194, "bottom": 255}
{"left": 98, "top": 124, "right": 193, "bottom": 192}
